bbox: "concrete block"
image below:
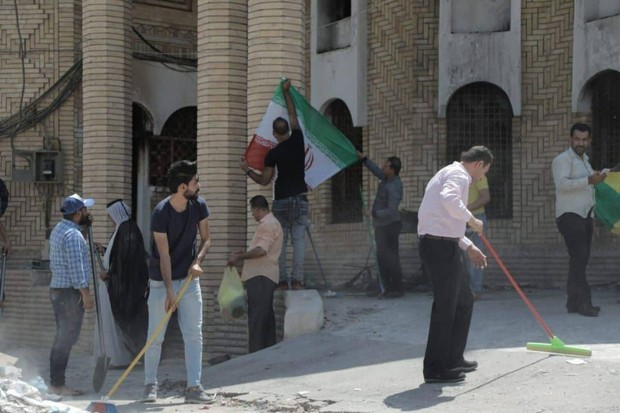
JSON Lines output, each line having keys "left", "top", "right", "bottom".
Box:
{"left": 283, "top": 290, "right": 324, "bottom": 340}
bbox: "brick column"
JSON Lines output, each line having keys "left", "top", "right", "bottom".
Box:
{"left": 82, "top": 0, "right": 132, "bottom": 238}
{"left": 247, "top": 0, "right": 306, "bottom": 155}
{"left": 246, "top": 1, "right": 306, "bottom": 243}
{"left": 247, "top": 0, "right": 306, "bottom": 342}
{"left": 197, "top": 0, "right": 248, "bottom": 358}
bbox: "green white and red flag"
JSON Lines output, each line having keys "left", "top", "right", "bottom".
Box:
{"left": 244, "top": 80, "right": 358, "bottom": 188}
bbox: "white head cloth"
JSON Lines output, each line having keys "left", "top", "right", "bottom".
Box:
{"left": 103, "top": 200, "right": 131, "bottom": 270}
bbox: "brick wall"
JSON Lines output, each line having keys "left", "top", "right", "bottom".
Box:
{"left": 0, "top": 0, "right": 88, "bottom": 351}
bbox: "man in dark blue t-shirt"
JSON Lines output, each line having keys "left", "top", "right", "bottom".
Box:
{"left": 241, "top": 79, "right": 308, "bottom": 290}
{"left": 143, "top": 160, "right": 213, "bottom": 405}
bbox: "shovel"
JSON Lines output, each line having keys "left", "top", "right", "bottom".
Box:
{"left": 87, "top": 225, "right": 111, "bottom": 392}
{"left": 0, "top": 249, "right": 6, "bottom": 318}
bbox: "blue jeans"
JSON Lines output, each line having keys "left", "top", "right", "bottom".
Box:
{"left": 464, "top": 213, "right": 487, "bottom": 293}
{"left": 144, "top": 277, "right": 203, "bottom": 387}
{"left": 272, "top": 195, "right": 308, "bottom": 283}
{"left": 49, "top": 288, "right": 84, "bottom": 387}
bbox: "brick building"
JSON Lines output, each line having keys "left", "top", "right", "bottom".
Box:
{"left": 0, "top": 0, "right": 619, "bottom": 359}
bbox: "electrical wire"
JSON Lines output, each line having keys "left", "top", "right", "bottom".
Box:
{"left": 0, "top": 60, "right": 82, "bottom": 140}
{"left": 10, "top": 0, "right": 26, "bottom": 170}
{"left": 132, "top": 26, "right": 197, "bottom": 71}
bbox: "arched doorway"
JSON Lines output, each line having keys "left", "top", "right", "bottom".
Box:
{"left": 132, "top": 103, "right": 154, "bottom": 248}
{"left": 588, "top": 70, "right": 620, "bottom": 169}
{"left": 446, "top": 82, "right": 514, "bottom": 219}
{"left": 324, "top": 99, "right": 362, "bottom": 223}
{"left": 149, "top": 106, "right": 198, "bottom": 211}
{"left": 142, "top": 105, "right": 197, "bottom": 360}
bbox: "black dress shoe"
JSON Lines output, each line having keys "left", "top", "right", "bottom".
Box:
{"left": 451, "top": 359, "right": 478, "bottom": 373}
{"left": 567, "top": 304, "right": 601, "bottom": 314}
{"left": 424, "top": 370, "right": 466, "bottom": 384}
{"left": 578, "top": 306, "right": 599, "bottom": 317}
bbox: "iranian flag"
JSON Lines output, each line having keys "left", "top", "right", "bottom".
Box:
{"left": 244, "top": 79, "right": 358, "bottom": 188}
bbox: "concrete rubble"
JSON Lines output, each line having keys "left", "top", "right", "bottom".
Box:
{"left": 0, "top": 355, "right": 86, "bottom": 413}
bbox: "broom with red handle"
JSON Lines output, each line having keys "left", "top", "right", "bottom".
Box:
{"left": 480, "top": 233, "right": 591, "bottom": 357}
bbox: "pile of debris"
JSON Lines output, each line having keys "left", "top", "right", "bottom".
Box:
{"left": 0, "top": 354, "right": 86, "bottom": 413}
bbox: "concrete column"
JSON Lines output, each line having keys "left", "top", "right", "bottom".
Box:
{"left": 82, "top": 0, "right": 132, "bottom": 238}
{"left": 197, "top": 0, "right": 248, "bottom": 357}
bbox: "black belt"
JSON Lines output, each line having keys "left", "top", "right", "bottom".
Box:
{"left": 419, "top": 234, "right": 459, "bottom": 243}
{"left": 277, "top": 194, "right": 308, "bottom": 202}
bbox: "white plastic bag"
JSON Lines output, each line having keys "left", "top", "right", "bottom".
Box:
{"left": 217, "top": 266, "right": 247, "bottom": 321}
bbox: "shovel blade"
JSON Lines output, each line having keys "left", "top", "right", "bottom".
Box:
{"left": 93, "top": 355, "right": 111, "bottom": 393}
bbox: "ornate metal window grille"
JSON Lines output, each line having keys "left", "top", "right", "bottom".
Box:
{"left": 325, "top": 100, "right": 362, "bottom": 224}
{"left": 149, "top": 106, "right": 197, "bottom": 188}
{"left": 446, "top": 82, "right": 513, "bottom": 219}
{"left": 590, "top": 70, "right": 620, "bottom": 170}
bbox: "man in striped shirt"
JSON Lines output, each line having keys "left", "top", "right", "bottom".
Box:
{"left": 48, "top": 193, "right": 94, "bottom": 396}
{"left": 417, "top": 146, "right": 492, "bottom": 384}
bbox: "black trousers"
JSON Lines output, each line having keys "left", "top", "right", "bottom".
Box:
{"left": 419, "top": 237, "right": 473, "bottom": 376}
{"left": 246, "top": 276, "right": 277, "bottom": 353}
{"left": 49, "top": 288, "right": 84, "bottom": 387}
{"left": 375, "top": 221, "right": 403, "bottom": 293}
{"left": 556, "top": 213, "right": 594, "bottom": 309}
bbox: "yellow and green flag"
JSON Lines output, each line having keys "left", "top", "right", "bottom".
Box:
{"left": 595, "top": 172, "right": 620, "bottom": 235}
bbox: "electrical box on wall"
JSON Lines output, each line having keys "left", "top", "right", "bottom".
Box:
{"left": 12, "top": 150, "right": 64, "bottom": 183}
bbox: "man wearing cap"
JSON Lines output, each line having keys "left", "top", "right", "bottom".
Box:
{"left": 48, "top": 193, "right": 95, "bottom": 396}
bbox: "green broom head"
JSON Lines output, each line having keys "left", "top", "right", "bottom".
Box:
{"left": 526, "top": 336, "right": 592, "bottom": 357}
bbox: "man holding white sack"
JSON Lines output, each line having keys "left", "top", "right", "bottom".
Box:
{"left": 228, "top": 195, "right": 283, "bottom": 353}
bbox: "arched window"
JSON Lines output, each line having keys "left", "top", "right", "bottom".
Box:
{"left": 446, "top": 82, "right": 513, "bottom": 219}
{"left": 149, "top": 106, "right": 197, "bottom": 187}
{"left": 589, "top": 70, "right": 620, "bottom": 170}
{"left": 325, "top": 99, "right": 362, "bottom": 223}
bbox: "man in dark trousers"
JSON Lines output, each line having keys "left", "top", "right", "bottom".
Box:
{"left": 228, "top": 195, "right": 283, "bottom": 352}
{"left": 241, "top": 79, "right": 308, "bottom": 290}
{"left": 48, "top": 193, "right": 95, "bottom": 395}
{"left": 552, "top": 122, "right": 606, "bottom": 317}
{"left": 358, "top": 152, "right": 404, "bottom": 298}
{"left": 417, "top": 146, "right": 492, "bottom": 383}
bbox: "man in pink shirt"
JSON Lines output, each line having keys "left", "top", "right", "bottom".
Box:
{"left": 417, "top": 146, "right": 492, "bottom": 384}
{"left": 228, "top": 195, "right": 283, "bottom": 353}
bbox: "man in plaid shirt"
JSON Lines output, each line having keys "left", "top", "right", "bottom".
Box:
{"left": 48, "top": 193, "right": 95, "bottom": 396}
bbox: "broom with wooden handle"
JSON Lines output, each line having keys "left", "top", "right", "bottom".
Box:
{"left": 86, "top": 274, "right": 195, "bottom": 413}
